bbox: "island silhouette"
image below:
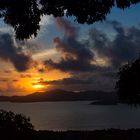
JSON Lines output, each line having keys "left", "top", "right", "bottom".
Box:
{"left": 0, "top": 89, "right": 117, "bottom": 104}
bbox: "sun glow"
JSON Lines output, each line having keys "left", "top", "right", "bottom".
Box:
{"left": 32, "top": 84, "right": 45, "bottom": 89}
{"left": 0, "top": 66, "right": 71, "bottom": 95}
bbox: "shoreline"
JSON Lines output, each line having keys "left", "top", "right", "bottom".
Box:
{"left": 33, "top": 128, "right": 140, "bottom": 140}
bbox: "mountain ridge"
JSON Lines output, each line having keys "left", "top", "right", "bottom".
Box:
{"left": 0, "top": 89, "right": 118, "bottom": 103}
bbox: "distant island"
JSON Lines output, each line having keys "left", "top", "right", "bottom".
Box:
{"left": 89, "top": 100, "right": 118, "bottom": 105}
{"left": 0, "top": 89, "right": 118, "bottom": 103}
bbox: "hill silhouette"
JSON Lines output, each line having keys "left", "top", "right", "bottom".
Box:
{"left": 0, "top": 89, "right": 117, "bottom": 103}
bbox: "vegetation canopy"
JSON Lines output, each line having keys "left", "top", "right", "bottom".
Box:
{"left": 116, "top": 57, "right": 140, "bottom": 105}
{"left": 0, "top": 109, "right": 34, "bottom": 133}
{"left": 0, "top": 0, "right": 140, "bottom": 39}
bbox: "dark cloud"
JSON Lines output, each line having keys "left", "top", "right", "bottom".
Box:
{"left": 4, "top": 70, "right": 12, "bottom": 73}
{"left": 40, "top": 77, "right": 93, "bottom": 85}
{"left": 0, "top": 32, "right": 33, "bottom": 72}
{"left": 44, "top": 37, "right": 97, "bottom": 72}
{"left": 40, "top": 72, "right": 116, "bottom": 91}
{"left": 101, "top": 71, "right": 117, "bottom": 78}
{"left": 11, "top": 53, "right": 32, "bottom": 72}
{"left": 52, "top": 19, "right": 140, "bottom": 72}
{"left": 44, "top": 18, "right": 108, "bottom": 72}
{"left": 0, "top": 78, "right": 18, "bottom": 82}
{"left": 32, "top": 78, "right": 44, "bottom": 85}
{"left": 20, "top": 74, "right": 32, "bottom": 78}
{"left": 89, "top": 21, "right": 140, "bottom": 68}
{"left": 38, "top": 68, "right": 45, "bottom": 73}
{"left": 0, "top": 78, "right": 8, "bottom": 82}
{"left": 12, "top": 79, "right": 19, "bottom": 82}
{"left": 44, "top": 19, "right": 140, "bottom": 91}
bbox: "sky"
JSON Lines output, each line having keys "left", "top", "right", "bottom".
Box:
{"left": 0, "top": 4, "right": 140, "bottom": 96}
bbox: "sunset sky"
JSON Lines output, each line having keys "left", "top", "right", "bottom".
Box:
{"left": 0, "top": 4, "right": 140, "bottom": 96}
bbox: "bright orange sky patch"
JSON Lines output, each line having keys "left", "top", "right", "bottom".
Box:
{"left": 0, "top": 65, "right": 71, "bottom": 96}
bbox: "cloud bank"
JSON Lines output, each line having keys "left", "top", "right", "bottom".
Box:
{"left": 1, "top": 18, "right": 140, "bottom": 92}
{"left": 43, "top": 18, "right": 140, "bottom": 91}
{"left": 90, "top": 21, "right": 140, "bottom": 68}
{"left": 0, "top": 32, "right": 33, "bottom": 72}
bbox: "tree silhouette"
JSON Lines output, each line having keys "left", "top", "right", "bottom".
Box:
{"left": 0, "top": 110, "right": 34, "bottom": 139}
{"left": 116, "top": 57, "right": 140, "bottom": 104}
{"left": 0, "top": 0, "right": 41, "bottom": 40}
{"left": 0, "top": 0, "right": 140, "bottom": 39}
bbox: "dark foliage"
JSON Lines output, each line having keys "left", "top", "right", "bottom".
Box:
{"left": 0, "top": 110, "right": 34, "bottom": 140}
{"left": 116, "top": 58, "right": 140, "bottom": 104}
{"left": 0, "top": 0, "right": 41, "bottom": 39}
{"left": 0, "top": 0, "right": 140, "bottom": 39}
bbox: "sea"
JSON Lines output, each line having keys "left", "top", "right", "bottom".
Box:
{"left": 0, "top": 101, "right": 140, "bottom": 131}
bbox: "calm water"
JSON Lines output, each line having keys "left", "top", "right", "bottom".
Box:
{"left": 0, "top": 101, "right": 140, "bottom": 130}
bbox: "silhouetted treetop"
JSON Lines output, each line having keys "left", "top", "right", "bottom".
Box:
{"left": 0, "top": 110, "right": 35, "bottom": 140}
{"left": 0, "top": 109, "right": 34, "bottom": 133}
{"left": 116, "top": 57, "right": 140, "bottom": 105}
{"left": 0, "top": 0, "right": 140, "bottom": 39}
{"left": 0, "top": 0, "right": 41, "bottom": 39}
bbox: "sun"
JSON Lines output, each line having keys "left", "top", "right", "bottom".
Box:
{"left": 32, "top": 84, "right": 45, "bottom": 89}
